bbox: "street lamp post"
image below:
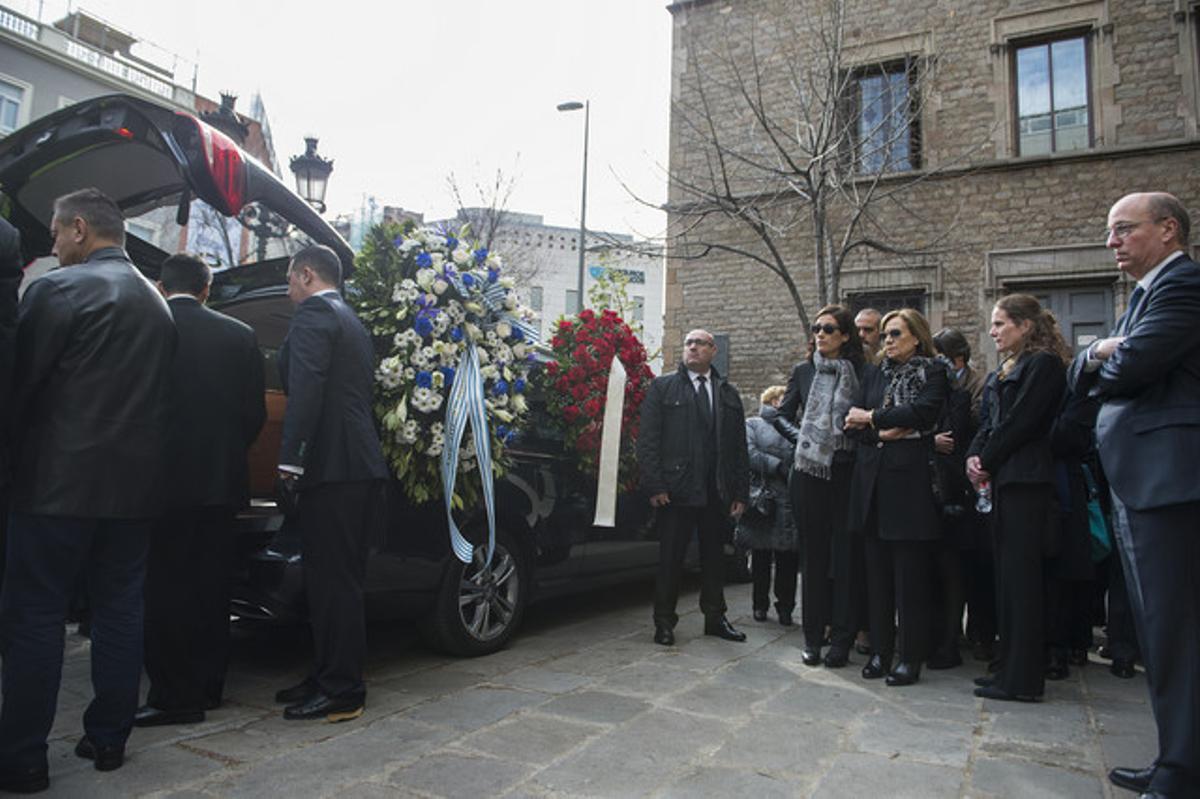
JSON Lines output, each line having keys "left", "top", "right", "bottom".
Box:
{"left": 289, "top": 136, "right": 334, "bottom": 214}
{"left": 557, "top": 100, "right": 589, "bottom": 314}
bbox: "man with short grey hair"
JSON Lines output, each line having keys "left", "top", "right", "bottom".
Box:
{"left": 1071, "top": 191, "right": 1200, "bottom": 798}
{"left": 0, "top": 188, "right": 175, "bottom": 791}
{"left": 855, "top": 308, "right": 882, "bottom": 362}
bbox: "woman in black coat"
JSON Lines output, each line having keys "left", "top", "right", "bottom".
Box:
{"left": 737, "top": 385, "right": 800, "bottom": 624}
{"left": 777, "top": 304, "right": 869, "bottom": 668}
{"left": 845, "top": 308, "right": 948, "bottom": 687}
{"left": 966, "top": 293, "right": 1069, "bottom": 702}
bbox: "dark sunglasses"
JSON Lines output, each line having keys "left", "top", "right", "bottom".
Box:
{"left": 883, "top": 328, "right": 906, "bottom": 339}
{"left": 811, "top": 323, "right": 840, "bottom": 335}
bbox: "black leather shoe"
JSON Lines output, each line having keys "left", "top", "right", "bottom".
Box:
{"left": 654, "top": 624, "right": 675, "bottom": 646}
{"left": 777, "top": 611, "right": 794, "bottom": 627}
{"left": 927, "top": 651, "right": 963, "bottom": 670}
{"left": 861, "top": 654, "right": 890, "bottom": 679}
{"left": 823, "top": 647, "right": 850, "bottom": 668}
{"left": 275, "top": 678, "right": 318, "bottom": 704}
{"left": 134, "top": 705, "right": 205, "bottom": 727}
{"left": 1097, "top": 644, "right": 1113, "bottom": 660}
{"left": 704, "top": 616, "right": 747, "bottom": 642}
{"left": 1045, "top": 653, "right": 1070, "bottom": 681}
{"left": 974, "top": 675, "right": 996, "bottom": 688}
{"left": 973, "top": 685, "right": 1040, "bottom": 702}
{"left": 885, "top": 661, "right": 921, "bottom": 686}
{"left": 1108, "top": 766, "right": 1154, "bottom": 793}
{"left": 0, "top": 764, "right": 49, "bottom": 794}
{"left": 1111, "top": 658, "right": 1137, "bottom": 679}
{"left": 801, "top": 647, "right": 822, "bottom": 666}
{"left": 283, "top": 692, "right": 365, "bottom": 722}
{"left": 74, "top": 736, "right": 124, "bottom": 771}
{"left": 752, "top": 609, "right": 768, "bottom": 622}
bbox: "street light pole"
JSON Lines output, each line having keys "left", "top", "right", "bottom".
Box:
{"left": 557, "top": 100, "right": 589, "bottom": 314}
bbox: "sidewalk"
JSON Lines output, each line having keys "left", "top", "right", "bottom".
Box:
{"left": 32, "top": 580, "right": 1153, "bottom": 797}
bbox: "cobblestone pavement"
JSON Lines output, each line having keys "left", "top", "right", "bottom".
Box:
{"left": 33, "top": 579, "right": 1154, "bottom": 797}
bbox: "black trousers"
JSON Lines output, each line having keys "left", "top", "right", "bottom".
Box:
{"left": 1112, "top": 495, "right": 1200, "bottom": 795}
{"left": 1045, "top": 575, "right": 1093, "bottom": 654}
{"left": 751, "top": 549, "right": 799, "bottom": 614}
{"left": 653, "top": 498, "right": 728, "bottom": 628}
{"left": 991, "top": 483, "right": 1050, "bottom": 697}
{"left": 0, "top": 513, "right": 150, "bottom": 771}
{"left": 963, "top": 545, "right": 998, "bottom": 646}
{"left": 144, "top": 506, "right": 236, "bottom": 712}
{"left": 930, "top": 538, "right": 966, "bottom": 659}
{"left": 864, "top": 531, "right": 936, "bottom": 665}
{"left": 794, "top": 463, "right": 858, "bottom": 649}
{"left": 299, "top": 481, "right": 381, "bottom": 699}
{"left": 1103, "top": 551, "right": 1139, "bottom": 661}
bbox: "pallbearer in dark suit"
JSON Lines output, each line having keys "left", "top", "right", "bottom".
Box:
{"left": 638, "top": 329, "right": 750, "bottom": 646}
{"left": 0, "top": 189, "right": 175, "bottom": 792}
{"left": 136, "top": 254, "right": 266, "bottom": 728}
{"left": 1071, "top": 192, "right": 1200, "bottom": 798}
{"left": 273, "top": 245, "right": 387, "bottom": 723}
{"left": 0, "top": 217, "right": 21, "bottom": 599}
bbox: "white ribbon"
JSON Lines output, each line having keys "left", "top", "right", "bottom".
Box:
{"left": 440, "top": 340, "right": 496, "bottom": 566}
{"left": 592, "top": 357, "right": 628, "bottom": 527}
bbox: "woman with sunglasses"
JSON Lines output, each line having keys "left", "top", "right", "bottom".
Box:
{"left": 845, "top": 308, "right": 948, "bottom": 687}
{"left": 966, "top": 294, "right": 1069, "bottom": 702}
{"left": 776, "top": 305, "right": 868, "bottom": 668}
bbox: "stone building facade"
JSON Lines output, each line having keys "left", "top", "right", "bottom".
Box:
{"left": 665, "top": 0, "right": 1200, "bottom": 401}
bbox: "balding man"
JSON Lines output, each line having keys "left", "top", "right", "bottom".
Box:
{"left": 1071, "top": 192, "right": 1200, "bottom": 798}
{"left": 637, "top": 329, "right": 749, "bottom": 646}
{"left": 856, "top": 308, "right": 882, "bottom": 363}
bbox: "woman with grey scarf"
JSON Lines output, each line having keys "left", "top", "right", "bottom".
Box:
{"left": 845, "top": 308, "right": 949, "bottom": 687}
{"left": 776, "top": 305, "right": 870, "bottom": 668}
{"left": 736, "top": 386, "right": 800, "bottom": 624}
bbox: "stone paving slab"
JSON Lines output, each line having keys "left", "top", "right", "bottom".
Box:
{"left": 12, "top": 580, "right": 1163, "bottom": 797}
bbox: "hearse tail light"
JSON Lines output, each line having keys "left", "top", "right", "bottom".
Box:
{"left": 178, "top": 113, "right": 247, "bottom": 215}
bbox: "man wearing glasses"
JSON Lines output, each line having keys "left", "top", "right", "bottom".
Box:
{"left": 638, "top": 329, "right": 749, "bottom": 646}
{"left": 1071, "top": 192, "right": 1200, "bottom": 798}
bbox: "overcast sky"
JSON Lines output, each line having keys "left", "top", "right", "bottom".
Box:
{"left": 14, "top": 0, "right": 673, "bottom": 237}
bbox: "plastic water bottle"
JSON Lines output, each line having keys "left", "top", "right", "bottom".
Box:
{"left": 975, "top": 481, "right": 993, "bottom": 514}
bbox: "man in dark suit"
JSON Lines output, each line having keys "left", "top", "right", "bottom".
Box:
{"left": 1070, "top": 192, "right": 1200, "bottom": 798}
{"left": 0, "top": 217, "right": 21, "bottom": 599}
{"left": 273, "top": 245, "right": 387, "bottom": 722}
{"left": 638, "top": 329, "right": 749, "bottom": 646}
{"left": 0, "top": 189, "right": 175, "bottom": 792}
{"left": 135, "top": 253, "right": 266, "bottom": 728}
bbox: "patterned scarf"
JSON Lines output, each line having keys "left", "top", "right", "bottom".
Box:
{"left": 794, "top": 351, "right": 859, "bottom": 479}
{"left": 882, "top": 355, "right": 935, "bottom": 434}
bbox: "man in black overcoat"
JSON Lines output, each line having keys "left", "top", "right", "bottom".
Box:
{"left": 637, "top": 328, "right": 749, "bottom": 646}
{"left": 136, "top": 253, "right": 266, "bottom": 727}
{"left": 0, "top": 216, "right": 21, "bottom": 598}
{"left": 273, "top": 245, "right": 387, "bottom": 722}
{"left": 0, "top": 189, "right": 175, "bottom": 791}
{"left": 1070, "top": 192, "right": 1200, "bottom": 798}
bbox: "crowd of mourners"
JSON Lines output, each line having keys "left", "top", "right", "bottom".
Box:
{"left": 736, "top": 298, "right": 1135, "bottom": 701}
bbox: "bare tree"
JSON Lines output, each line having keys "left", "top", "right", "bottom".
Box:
{"left": 656, "top": 0, "right": 985, "bottom": 329}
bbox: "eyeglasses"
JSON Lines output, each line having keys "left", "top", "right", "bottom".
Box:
{"left": 684, "top": 337, "right": 714, "bottom": 347}
{"left": 811, "top": 323, "right": 840, "bottom": 335}
{"left": 883, "top": 329, "right": 906, "bottom": 339}
{"left": 1104, "top": 217, "right": 1164, "bottom": 240}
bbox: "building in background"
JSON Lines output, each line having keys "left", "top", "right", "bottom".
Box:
{"left": 665, "top": 0, "right": 1200, "bottom": 400}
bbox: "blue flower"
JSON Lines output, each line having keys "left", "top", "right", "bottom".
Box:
{"left": 491, "top": 379, "right": 509, "bottom": 396}
{"left": 496, "top": 424, "right": 514, "bottom": 444}
{"left": 450, "top": 326, "right": 463, "bottom": 342}
{"left": 474, "top": 248, "right": 489, "bottom": 264}
{"left": 393, "top": 235, "right": 405, "bottom": 248}
{"left": 513, "top": 378, "right": 526, "bottom": 394}
{"left": 440, "top": 365, "right": 456, "bottom": 386}
{"left": 445, "top": 235, "right": 458, "bottom": 250}
{"left": 487, "top": 268, "right": 499, "bottom": 284}
{"left": 415, "top": 316, "right": 433, "bottom": 338}
{"left": 415, "top": 370, "right": 433, "bottom": 388}
{"left": 415, "top": 251, "right": 432, "bottom": 268}
{"left": 461, "top": 273, "right": 476, "bottom": 288}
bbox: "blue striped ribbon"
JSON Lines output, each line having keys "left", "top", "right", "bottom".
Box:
{"left": 440, "top": 340, "right": 496, "bottom": 566}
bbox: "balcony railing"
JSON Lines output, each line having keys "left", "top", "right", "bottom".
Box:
{"left": 0, "top": 7, "right": 39, "bottom": 40}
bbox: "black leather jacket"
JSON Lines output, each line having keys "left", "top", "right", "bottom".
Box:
{"left": 637, "top": 363, "right": 749, "bottom": 507}
{"left": 10, "top": 247, "right": 176, "bottom": 518}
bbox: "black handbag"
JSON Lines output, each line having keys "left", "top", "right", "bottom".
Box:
{"left": 746, "top": 471, "right": 776, "bottom": 520}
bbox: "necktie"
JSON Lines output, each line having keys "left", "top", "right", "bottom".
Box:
{"left": 1121, "top": 285, "right": 1145, "bottom": 335}
{"left": 696, "top": 375, "right": 712, "bottom": 428}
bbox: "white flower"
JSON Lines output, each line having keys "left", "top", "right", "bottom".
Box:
{"left": 399, "top": 238, "right": 421, "bottom": 253}
{"left": 453, "top": 246, "right": 473, "bottom": 266}
{"left": 416, "top": 268, "right": 436, "bottom": 290}
{"left": 404, "top": 366, "right": 416, "bottom": 380}
{"left": 465, "top": 323, "right": 483, "bottom": 341}
{"left": 410, "top": 349, "right": 429, "bottom": 368}
{"left": 511, "top": 394, "right": 528, "bottom": 414}
{"left": 495, "top": 321, "right": 512, "bottom": 340}
{"left": 499, "top": 276, "right": 515, "bottom": 289}
{"left": 504, "top": 296, "right": 518, "bottom": 310}
{"left": 513, "top": 343, "right": 528, "bottom": 360}
{"left": 480, "top": 364, "right": 499, "bottom": 380}
{"left": 432, "top": 279, "right": 449, "bottom": 295}
{"left": 485, "top": 331, "right": 499, "bottom": 346}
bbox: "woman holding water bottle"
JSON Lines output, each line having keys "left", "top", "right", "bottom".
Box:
{"left": 966, "top": 294, "right": 1070, "bottom": 702}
